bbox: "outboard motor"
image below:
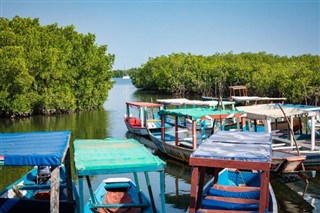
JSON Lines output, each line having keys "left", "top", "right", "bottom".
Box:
{"left": 37, "top": 166, "right": 51, "bottom": 184}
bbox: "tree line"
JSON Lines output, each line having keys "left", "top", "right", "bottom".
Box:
{"left": 0, "top": 16, "right": 114, "bottom": 117}
{"left": 131, "top": 52, "right": 320, "bottom": 104}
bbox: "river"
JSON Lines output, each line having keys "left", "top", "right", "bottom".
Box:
{"left": 0, "top": 78, "right": 319, "bottom": 212}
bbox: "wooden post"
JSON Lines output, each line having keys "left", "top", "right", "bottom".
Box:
{"left": 192, "top": 120, "right": 197, "bottom": 150}
{"left": 161, "top": 114, "right": 165, "bottom": 141}
{"left": 241, "top": 117, "right": 246, "bottom": 132}
{"left": 50, "top": 166, "right": 60, "bottom": 213}
{"left": 140, "top": 107, "right": 144, "bottom": 127}
{"left": 64, "top": 148, "right": 73, "bottom": 202}
{"left": 160, "top": 171, "right": 166, "bottom": 213}
{"left": 175, "top": 116, "right": 179, "bottom": 146}
{"left": 290, "top": 116, "right": 294, "bottom": 147}
{"left": 189, "top": 166, "right": 199, "bottom": 213}
{"left": 196, "top": 167, "right": 206, "bottom": 209}
{"left": 258, "top": 171, "right": 268, "bottom": 213}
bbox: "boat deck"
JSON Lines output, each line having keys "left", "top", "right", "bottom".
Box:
{"left": 273, "top": 136, "right": 320, "bottom": 165}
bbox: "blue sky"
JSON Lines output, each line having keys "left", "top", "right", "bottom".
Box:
{"left": 1, "top": 0, "right": 319, "bottom": 70}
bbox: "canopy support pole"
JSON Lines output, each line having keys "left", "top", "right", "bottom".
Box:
{"left": 311, "top": 116, "right": 315, "bottom": 150}
{"left": 65, "top": 148, "right": 74, "bottom": 201}
{"left": 50, "top": 166, "right": 60, "bottom": 213}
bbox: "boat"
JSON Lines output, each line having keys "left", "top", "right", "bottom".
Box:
{"left": 228, "top": 85, "right": 287, "bottom": 106}
{"left": 189, "top": 131, "right": 278, "bottom": 213}
{"left": 125, "top": 101, "right": 173, "bottom": 136}
{"left": 156, "top": 98, "right": 237, "bottom": 129}
{"left": 237, "top": 104, "right": 320, "bottom": 166}
{"left": 148, "top": 107, "right": 245, "bottom": 163}
{"left": 122, "top": 75, "right": 130, "bottom": 79}
{"left": 0, "top": 131, "right": 77, "bottom": 213}
{"left": 73, "top": 138, "right": 166, "bottom": 213}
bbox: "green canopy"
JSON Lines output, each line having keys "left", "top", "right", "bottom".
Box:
{"left": 74, "top": 138, "right": 165, "bottom": 176}
{"left": 158, "top": 107, "right": 245, "bottom": 120}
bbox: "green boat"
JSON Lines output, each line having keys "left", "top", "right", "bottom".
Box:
{"left": 74, "top": 138, "right": 166, "bottom": 213}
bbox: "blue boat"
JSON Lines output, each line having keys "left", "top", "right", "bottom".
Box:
{"left": 73, "top": 138, "right": 166, "bottom": 213}
{"left": 189, "top": 131, "right": 278, "bottom": 213}
{"left": 0, "top": 131, "right": 77, "bottom": 213}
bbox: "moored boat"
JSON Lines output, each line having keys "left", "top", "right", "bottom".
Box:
{"left": 237, "top": 104, "right": 320, "bottom": 166}
{"left": 149, "top": 107, "right": 245, "bottom": 163}
{"left": 189, "top": 131, "right": 277, "bottom": 213}
{"left": 73, "top": 138, "right": 166, "bottom": 213}
{"left": 125, "top": 101, "right": 172, "bottom": 136}
{"left": 0, "top": 131, "right": 77, "bottom": 213}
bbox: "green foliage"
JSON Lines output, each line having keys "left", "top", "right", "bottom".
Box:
{"left": 0, "top": 16, "right": 114, "bottom": 117}
{"left": 133, "top": 52, "right": 320, "bottom": 104}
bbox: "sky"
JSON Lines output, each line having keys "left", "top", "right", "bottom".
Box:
{"left": 1, "top": 0, "right": 319, "bottom": 70}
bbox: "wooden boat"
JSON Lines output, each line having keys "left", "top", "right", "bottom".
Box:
{"left": 84, "top": 178, "right": 155, "bottom": 213}
{"left": 189, "top": 131, "right": 278, "bottom": 213}
{"left": 0, "top": 131, "right": 77, "bottom": 213}
{"left": 228, "top": 85, "right": 286, "bottom": 106}
{"left": 197, "top": 169, "right": 278, "bottom": 212}
{"left": 74, "top": 138, "right": 166, "bottom": 213}
{"left": 125, "top": 101, "right": 172, "bottom": 136}
{"left": 237, "top": 104, "right": 320, "bottom": 165}
{"left": 148, "top": 107, "right": 245, "bottom": 163}
{"left": 156, "top": 98, "right": 236, "bottom": 129}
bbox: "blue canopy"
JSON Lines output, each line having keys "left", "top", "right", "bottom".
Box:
{"left": 0, "top": 131, "right": 71, "bottom": 166}
{"left": 191, "top": 131, "right": 272, "bottom": 162}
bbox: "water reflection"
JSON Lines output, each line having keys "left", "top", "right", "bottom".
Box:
{"left": 0, "top": 109, "right": 109, "bottom": 139}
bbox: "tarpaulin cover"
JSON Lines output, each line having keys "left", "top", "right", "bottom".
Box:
{"left": 74, "top": 138, "right": 165, "bottom": 176}
{"left": 191, "top": 131, "right": 272, "bottom": 162}
{"left": 0, "top": 131, "right": 71, "bottom": 166}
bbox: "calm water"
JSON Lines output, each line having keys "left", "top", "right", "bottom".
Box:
{"left": 0, "top": 78, "right": 319, "bottom": 212}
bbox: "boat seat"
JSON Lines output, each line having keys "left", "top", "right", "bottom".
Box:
{"left": 104, "top": 182, "right": 131, "bottom": 190}
{"left": 201, "top": 196, "right": 259, "bottom": 211}
{"left": 208, "top": 185, "right": 260, "bottom": 199}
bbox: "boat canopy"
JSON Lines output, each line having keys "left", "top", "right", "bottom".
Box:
{"left": 125, "top": 101, "right": 163, "bottom": 108}
{"left": 0, "top": 131, "right": 71, "bottom": 166}
{"left": 280, "top": 104, "right": 320, "bottom": 112}
{"left": 156, "top": 98, "right": 189, "bottom": 105}
{"left": 74, "top": 138, "right": 165, "bottom": 176}
{"left": 158, "top": 108, "right": 245, "bottom": 120}
{"left": 191, "top": 131, "right": 272, "bottom": 162}
{"left": 237, "top": 104, "right": 316, "bottom": 120}
{"left": 157, "top": 98, "right": 235, "bottom": 108}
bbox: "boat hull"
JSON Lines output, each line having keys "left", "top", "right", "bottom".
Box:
{"left": 149, "top": 132, "right": 193, "bottom": 163}
{"left": 125, "top": 120, "right": 150, "bottom": 136}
